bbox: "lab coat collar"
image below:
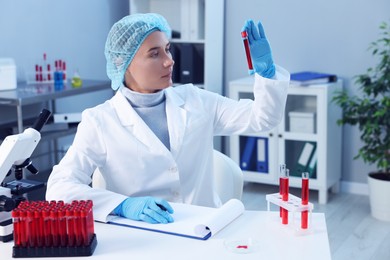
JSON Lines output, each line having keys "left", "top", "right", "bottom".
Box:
{"left": 111, "top": 87, "right": 187, "bottom": 159}
{"left": 165, "top": 86, "right": 187, "bottom": 157}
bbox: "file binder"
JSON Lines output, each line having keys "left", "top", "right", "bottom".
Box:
{"left": 170, "top": 43, "right": 181, "bottom": 83}
{"left": 179, "top": 43, "right": 204, "bottom": 84}
{"left": 307, "top": 148, "right": 317, "bottom": 178}
{"left": 290, "top": 71, "right": 337, "bottom": 86}
{"left": 256, "top": 137, "right": 269, "bottom": 173}
{"left": 240, "top": 136, "right": 256, "bottom": 170}
{"left": 292, "top": 142, "right": 316, "bottom": 176}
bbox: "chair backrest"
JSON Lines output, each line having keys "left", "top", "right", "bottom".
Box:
{"left": 212, "top": 150, "right": 243, "bottom": 203}
{"left": 92, "top": 150, "right": 244, "bottom": 203}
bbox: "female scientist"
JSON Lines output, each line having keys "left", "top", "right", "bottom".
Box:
{"left": 46, "top": 13, "right": 289, "bottom": 224}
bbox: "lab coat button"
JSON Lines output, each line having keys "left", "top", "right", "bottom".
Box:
{"left": 169, "top": 166, "right": 177, "bottom": 172}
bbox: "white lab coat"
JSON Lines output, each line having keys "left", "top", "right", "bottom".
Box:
{"left": 46, "top": 66, "right": 290, "bottom": 222}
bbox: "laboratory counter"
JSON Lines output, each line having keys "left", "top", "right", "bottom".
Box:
{"left": 0, "top": 211, "right": 331, "bottom": 260}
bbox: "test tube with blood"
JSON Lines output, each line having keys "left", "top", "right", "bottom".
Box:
{"left": 279, "top": 164, "right": 286, "bottom": 218}
{"left": 66, "top": 206, "right": 75, "bottom": 247}
{"left": 51, "top": 209, "right": 59, "bottom": 247}
{"left": 20, "top": 210, "right": 28, "bottom": 247}
{"left": 35, "top": 65, "right": 39, "bottom": 81}
{"left": 42, "top": 208, "right": 52, "bottom": 247}
{"left": 62, "top": 61, "right": 66, "bottom": 80}
{"left": 86, "top": 200, "right": 94, "bottom": 242}
{"left": 12, "top": 209, "right": 21, "bottom": 247}
{"left": 39, "top": 66, "right": 43, "bottom": 82}
{"left": 301, "top": 172, "right": 309, "bottom": 229}
{"left": 35, "top": 208, "right": 44, "bottom": 247}
{"left": 241, "top": 31, "right": 254, "bottom": 74}
{"left": 281, "top": 169, "right": 289, "bottom": 224}
{"left": 47, "top": 64, "right": 51, "bottom": 81}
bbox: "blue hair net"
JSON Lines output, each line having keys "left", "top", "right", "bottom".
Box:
{"left": 104, "top": 13, "right": 172, "bottom": 91}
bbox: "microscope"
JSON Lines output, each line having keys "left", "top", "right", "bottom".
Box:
{"left": 0, "top": 109, "right": 51, "bottom": 242}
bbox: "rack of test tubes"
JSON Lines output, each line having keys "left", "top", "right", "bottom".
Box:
{"left": 266, "top": 164, "right": 313, "bottom": 229}
{"left": 27, "top": 53, "right": 67, "bottom": 87}
{"left": 11, "top": 200, "right": 97, "bottom": 258}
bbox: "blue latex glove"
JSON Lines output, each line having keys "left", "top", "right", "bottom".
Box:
{"left": 114, "top": 197, "right": 174, "bottom": 224}
{"left": 242, "top": 20, "right": 275, "bottom": 78}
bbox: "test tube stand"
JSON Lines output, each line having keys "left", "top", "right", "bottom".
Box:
{"left": 12, "top": 234, "right": 97, "bottom": 258}
{"left": 266, "top": 193, "right": 314, "bottom": 229}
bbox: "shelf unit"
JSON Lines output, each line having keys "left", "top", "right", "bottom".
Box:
{"left": 0, "top": 80, "right": 111, "bottom": 200}
{"left": 228, "top": 77, "right": 343, "bottom": 204}
{"left": 129, "top": 0, "right": 224, "bottom": 95}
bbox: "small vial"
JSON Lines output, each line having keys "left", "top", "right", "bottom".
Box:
{"left": 241, "top": 31, "right": 254, "bottom": 74}
{"left": 301, "top": 172, "right": 309, "bottom": 229}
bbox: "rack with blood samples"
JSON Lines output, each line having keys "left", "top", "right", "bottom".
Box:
{"left": 11, "top": 200, "right": 97, "bottom": 258}
{"left": 266, "top": 166, "right": 314, "bottom": 230}
{"left": 27, "top": 53, "right": 67, "bottom": 85}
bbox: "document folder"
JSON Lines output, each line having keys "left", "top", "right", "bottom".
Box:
{"left": 290, "top": 71, "right": 337, "bottom": 86}
{"left": 105, "top": 199, "right": 245, "bottom": 241}
{"left": 292, "top": 142, "right": 316, "bottom": 177}
{"left": 307, "top": 148, "right": 317, "bottom": 178}
{"left": 256, "top": 137, "right": 269, "bottom": 173}
{"left": 240, "top": 136, "right": 256, "bottom": 170}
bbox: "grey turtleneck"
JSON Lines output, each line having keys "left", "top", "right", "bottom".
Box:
{"left": 121, "top": 87, "right": 170, "bottom": 150}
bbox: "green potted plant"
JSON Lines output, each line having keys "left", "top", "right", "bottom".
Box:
{"left": 332, "top": 21, "right": 390, "bottom": 221}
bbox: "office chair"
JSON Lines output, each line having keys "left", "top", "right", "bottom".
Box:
{"left": 212, "top": 150, "right": 243, "bottom": 203}
{"left": 92, "top": 150, "right": 243, "bottom": 204}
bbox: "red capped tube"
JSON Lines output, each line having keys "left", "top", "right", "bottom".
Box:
{"left": 301, "top": 172, "right": 309, "bottom": 229}
{"left": 241, "top": 31, "right": 254, "bottom": 73}
{"left": 281, "top": 169, "right": 289, "bottom": 225}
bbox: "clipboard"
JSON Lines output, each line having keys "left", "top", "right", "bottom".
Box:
{"left": 105, "top": 199, "right": 245, "bottom": 240}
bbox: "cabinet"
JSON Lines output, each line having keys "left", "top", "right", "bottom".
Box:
{"left": 228, "top": 77, "right": 343, "bottom": 204}
{"left": 129, "top": 0, "right": 224, "bottom": 95}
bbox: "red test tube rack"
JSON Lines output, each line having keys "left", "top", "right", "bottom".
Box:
{"left": 266, "top": 167, "right": 314, "bottom": 230}
{"left": 11, "top": 200, "right": 97, "bottom": 258}
{"left": 265, "top": 193, "right": 314, "bottom": 229}
{"left": 265, "top": 179, "right": 314, "bottom": 229}
{"left": 27, "top": 54, "right": 67, "bottom": 85}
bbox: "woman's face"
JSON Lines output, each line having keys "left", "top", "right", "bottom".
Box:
{"left": 124, "top": 31, "right": 174, "bottom": 93}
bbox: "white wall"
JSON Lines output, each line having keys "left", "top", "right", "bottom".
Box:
{"left": 224, "top": 0, "right": 389, "bottom": 184}
{"left": 1, "top": 0, "right": 388, "bottom": 185}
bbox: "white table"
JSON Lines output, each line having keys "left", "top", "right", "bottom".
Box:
{"left": 0, "top": 211, "right": 331, "bottom": 260}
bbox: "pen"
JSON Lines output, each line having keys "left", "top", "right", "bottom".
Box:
{"left": 157, "top": 203, "right": 167, "bottom": 211}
